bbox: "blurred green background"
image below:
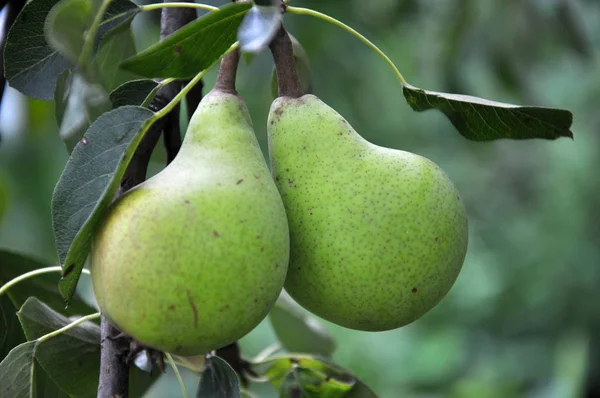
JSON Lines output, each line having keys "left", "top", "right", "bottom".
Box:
{"left": 1, "top": 0, "right": 599, "bottom": 397}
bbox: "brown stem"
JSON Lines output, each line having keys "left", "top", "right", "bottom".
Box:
{"left": 269, "top": 26, "right": 303, "bottom": 98}
{"left": 213, "top": 50, "right": 240, "bottom": 95}
{"left": 98, "top": 319, "right": 130, "bottom": 398}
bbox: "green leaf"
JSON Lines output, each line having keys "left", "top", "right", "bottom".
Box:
{"left": 51, "top": 106, "right": 155, "bottom": 302}
{"left": 0, "top": 341, "right": 37, "bottom": 398}
{"left": 345, "top": 380, "right": 378, "bottom": 398}
{"left": 0, "top": 250, "right": 92, "bottom": 316}
{"left": 0, "top": 174, "right": 7, "bottom": 223}
{"left": 261, "top": 355, "right": 377, "bottom": 398}
{"left": 269, "top": 293, "right": 335, "bottom": 357}
{"left": 109, "top": 79, "right": 159, "bottom": 108}
{"left": 92, "top": 16, "right": 139, "bottom": 92}
{"left": 17, "top": 298, "right": 100, "bottom": 397}
{"left": 5, "top": 0, "right": 72, "bottom": 100}
{"left": 98, "top": 0, "right": 139, "bottom": 37}
{"left": 56, "top": 73, "right": 112, "bottom": 153}
{"left": 1, "top": 296, "right": 26, "bottom": 362}
{"left": 5, "top": 0, "right": 139, "bottom": 100}
{"left": 44, "top": 0, "right": 93, "bottom": 63}
{"left": 120, "top": 2, "right": 251, "bottom": 78}
{"left": 403, "top": 84, "right": 574, "bottom": 141}
{"left": 197, "top": 356, "right": 241, "bottom": 398}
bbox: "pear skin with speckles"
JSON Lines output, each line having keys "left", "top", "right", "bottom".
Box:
{"left": 267, "top": 95, "right": 468, "bottom": 331}
{"left": 90, "top": 90, "right": 289, "bottom": 355}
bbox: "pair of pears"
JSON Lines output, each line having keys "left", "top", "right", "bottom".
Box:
{"left": 91, "top": 60, "right": 468, "bottom": 356}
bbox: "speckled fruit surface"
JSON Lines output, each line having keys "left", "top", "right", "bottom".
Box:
{"left": 91, "top": 91, "right": 289, "bottom": 355}
{"left": 267, "top": 94, "right": 468, "bottom": 331}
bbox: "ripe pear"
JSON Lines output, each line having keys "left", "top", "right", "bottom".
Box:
{"left": 267, "top": 95, "right": 468, "bottom": 331}
{"left": 90, "top": 88, "right": 289, "bottom": 355}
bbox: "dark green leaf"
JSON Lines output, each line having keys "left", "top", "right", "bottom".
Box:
{"left": 56, "top": 73, "right": 112, "bottom": 153}
{"left": 5, "top": 0, "right": 72, "bottom": 100}
{"left": 98, "top": 0, "right": 139, "bottom": 37}
{"left": 345, "top": 380, "right": 378, "bottom": 398}
{"left": 51, "top": 106, "right": 155, "bottom": 302}
{"left": 402, "top": 83, "right": 574, "bottom": 141}
{"left": 109, "top": 79, "right": 159, "bottom": 108}
{"left": 260, "top": 355, "right": 377, "bottom": 398}
{"left": 269, "top": 293, "right": 335, "bottom": 357}
{"left": 17, "top": 298, "right": 99, "bottom": 397}
{"left": 45, "top": 0, "right": 93, "bottom": 63}
{"left": 120, "top": 2, "right": 251, "bottom": 78}
{"left": 0, "top": 341, "right": 37, "bottom": 398}
{"left": 93, "top": 16, "right": 139, "bottom": 92}
{"left": 238, "top": 5, "right": 281, "bottom": 53}
{"left": 197, "top": 356, "right": 241, "bottom": 398}
{"left": 0, "top": 296, "right": 26, "bottom": 362}
{"left": 0, "top": 250, "right": 92, "bottom": 316}
{"left": 5, "top": 0, "right": 139, "bottom": 100}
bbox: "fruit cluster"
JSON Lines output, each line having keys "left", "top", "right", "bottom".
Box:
{"left": 90, "top": 30, "right": 468, "bottom": 356}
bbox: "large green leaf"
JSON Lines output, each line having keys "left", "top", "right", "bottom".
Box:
{"left": 0, "top": 250, "right": 92, "bottom": 315}
{"left": 120, "top": 2, "right": 251, "bottom": 78}
{"left": 196, "top": 356, "right": 241, "bottom": 398}
{"left": 109, "top": 79, "right": 159, "bottom": 108}
{"left": 260, "top": 355, "right": 377, "bottom": 398}
{"left": 17, "top": 298, "right": 99, "bottom": 397}
{"left": 4, "top": 0, "right": 73, "bottom": 99}
{"left": 92, "top": 16, "right": 139, "bottom": 92}
{"left": 269, "top": 292, "right": 335, "bottom": 357}
{"left": 0, "top": 341, "right": 37, "bottom": 398}
{"left": 44, "top": 0, "right": 93, "bottom": 64}
{"left": 51, "top": 106, "right": 155, "bottom": 302}
{"left": 403, "top": 84, "right": 574, "bottom": 141}
{"left": 55, "top": 72, "right": 112, "bottom": 153}
{"left": 4, "top": 0, "right": 139, "bottom": 100}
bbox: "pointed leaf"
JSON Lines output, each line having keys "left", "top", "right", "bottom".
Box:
{"left": 5, "top": 0, "right": 139, "bottom": 100}
{"left": 238, "top": 5, "right": 281, "bottom": 53}
{"left": 93, "top": 17, "right": 139, "bottom": 92}
{"left": 17, "top": 298, "right": 100, "bottom": 396}
{"left": 56, "top": 73, "right": 112, "bottom": 153}
{"left": 0, "top": 341, "right": 37, "bottom": 398}
{"left": 269, "top": 293, "right": 335, "bottom": 357}
{"left": 197, "top": 356, "right": 241, "bottom": 398}
{"left": 1, "top": 296, "right": 26, "bottom": 362}
{"left": 0, "top": 250, "right": 92, "bottom": 316}
{"left": 44, "top": 0, "right": 93, "bottom": 63}
{"left": 403, "top": 84, "right": 574, "bottom": 141}
{"left": 52, "top": 106, "right": 155, "bottom": 302}
{"left": 120, "top": 2, "right": 251, "bottom": 78}
{"left": 4, "top": 0, "right": 72, "bottom": 99}
{"left": 109, "top": 79, "right": 159, "bottom": 108}
{"left": 345, "top": 380, "right": 378, "bottom": 398}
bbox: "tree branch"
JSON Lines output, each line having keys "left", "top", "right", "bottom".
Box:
{"left": 98, "top": 2, "right": 201, "bottom": 397}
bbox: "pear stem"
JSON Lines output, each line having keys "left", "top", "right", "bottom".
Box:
{"left": 214, "top": 49, "right": 240, "bottom": 95}
{"left": 269, "top": 26, "right": 303, "bottom": 98}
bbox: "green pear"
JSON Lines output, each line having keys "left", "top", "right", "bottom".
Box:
{"left": 91, "top": 89, "right": 290, "bottom": 356}
{"left": 267, "top": 95, "right": 468, "bottom": 331}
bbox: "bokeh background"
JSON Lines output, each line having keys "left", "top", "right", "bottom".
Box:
{"left": 1, "top": 0, "right": 599, "bottom": 397}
